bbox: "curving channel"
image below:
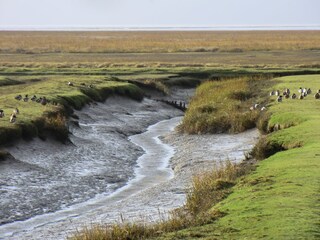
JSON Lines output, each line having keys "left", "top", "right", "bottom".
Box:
{"left": 0, "top": 116, "right": 183, "bottom": 240}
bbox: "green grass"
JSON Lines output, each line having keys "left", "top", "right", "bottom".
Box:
{"left": 0, "top": 75, "right": 144, "bottom": 144}
{"left": 1, "top": 69, "right": 320, "bottom": 239}
{"left": 158, "top": 74, "right": 320, "bottom": 239}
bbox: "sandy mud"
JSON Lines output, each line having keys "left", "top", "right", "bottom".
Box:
{"left": 0, "top": 92, "right": 259, "bottom": 240}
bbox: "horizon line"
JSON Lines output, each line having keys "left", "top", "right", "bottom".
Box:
{"left": 1, "top": 24, "right": 320, "bottom": 31}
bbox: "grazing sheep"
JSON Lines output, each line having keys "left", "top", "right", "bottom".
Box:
{"left": 275, "top": 90, "right": 280, "bottom": 96}
{"left": 15, "top": 95, "right": 22, "bottom": 101}
{"left": 277, "top": 96, "right": 283, "bottom": 102}
{"left": 303, "top": 92, "right": 308, "bottom": 97}
{"left": 298, "top": 87, "right": 303, "bottom": 93}
{"left": 0, "top": 110, "right": 4, "bottom": 118}
{"left": 68, "top": 82, "right": 74, "bottom": 86}
{"left": 31, "top": 95, "right": 37, "bottom": 101}
{"left": 285, "top": 94, "right": 290, "bottom": 99}
{"left": 269, "top": 91, "right": 275, "bottom": 96}
{"left": 261, "top": 106, "right": 267, "bottom": 111}
{"left": 299, "top": 94, "right": 304, "bottom": 100}
{"left": 10, "top": 113, "right": 16, "bottom": 123}
{"left": 314, "top": 92, "right": 320, "bottom": 99}
{"left": 291, "top": 93, "right": 297, "bottom": 99}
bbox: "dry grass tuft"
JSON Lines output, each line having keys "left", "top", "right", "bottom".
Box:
{"left": 70, "top": 161, "right": 251, "bottom": 240}
{"left": 181, "top": 75, "right": 271, "bottom": 134}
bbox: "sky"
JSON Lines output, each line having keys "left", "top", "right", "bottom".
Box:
{"left": 0, "top": 0, "right": 319, "bottom": 30}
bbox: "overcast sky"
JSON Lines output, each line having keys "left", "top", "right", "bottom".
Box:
{"left": 0, "top": 0, "right": 319, "bottom": 29}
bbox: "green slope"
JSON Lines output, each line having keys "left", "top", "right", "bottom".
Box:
{"left": 158, "top": 75, "right": 320, "bottom": 240}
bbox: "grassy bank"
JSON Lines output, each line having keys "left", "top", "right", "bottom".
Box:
{"left": 0, "top": 75, "right": 143, "bottom": 144}
{"left": 70, "top": 74, "right": 320, "bottom": 240}
{"left": 158, "top": 74, "right": 320, "bottom": 239}
{"left": 1, "top": 66, "right": 319, "bottom": 145}
{"left": 180, "top": 75, "right": 271, "bottom": 134}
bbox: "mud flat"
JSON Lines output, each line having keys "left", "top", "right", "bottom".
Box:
{"left": 0, "top": 96, "right": 182, "bottom": 239}
{"left": 0, "top": 95, "right": 259, "bottom": 240}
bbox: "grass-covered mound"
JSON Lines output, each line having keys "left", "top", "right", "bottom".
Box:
{"left": 180, "top": 75, "right": 271, "bottom": 134}
{"left": 158, "top": 74, "right": 320, "bottom": 239}
{"left": 0, "top": 75, "right": 143, "bottom": 144}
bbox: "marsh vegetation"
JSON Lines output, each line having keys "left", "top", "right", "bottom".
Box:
{"left": 0, "top": 31, "right": 319, "bottom": 240}
{"left": 1, "top": 31, "right": 320, "bottom": 54}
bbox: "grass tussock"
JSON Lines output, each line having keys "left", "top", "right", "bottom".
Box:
{"left": 185, "top": 161, "right": 250, "bottom": 216}
{"left": 70, "top": 161, "right": 250, "bottom": 240}
{"left": 181, "top": 75, "right": 272, "bottom": 134}
{"left": 251, "top": 136, "right": 285, "bottom": 160}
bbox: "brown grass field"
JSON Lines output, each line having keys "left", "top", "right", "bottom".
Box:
{"left": 0, "top": 31, "right": 319, "bottom": 67}
{"left": 1, "top": 31, "right": 320, "bottom": 54}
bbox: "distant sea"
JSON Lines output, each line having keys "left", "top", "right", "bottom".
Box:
{"left": 1, "top": 25, "right": 320, "bottom": 31}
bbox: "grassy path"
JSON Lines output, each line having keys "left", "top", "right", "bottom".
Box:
{"left": 158, "top": 75, "right": 320, "bottom": 239}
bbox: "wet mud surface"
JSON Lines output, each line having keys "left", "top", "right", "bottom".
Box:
{"left": 0, "top": 92, "right": 259, "bottom": 240}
